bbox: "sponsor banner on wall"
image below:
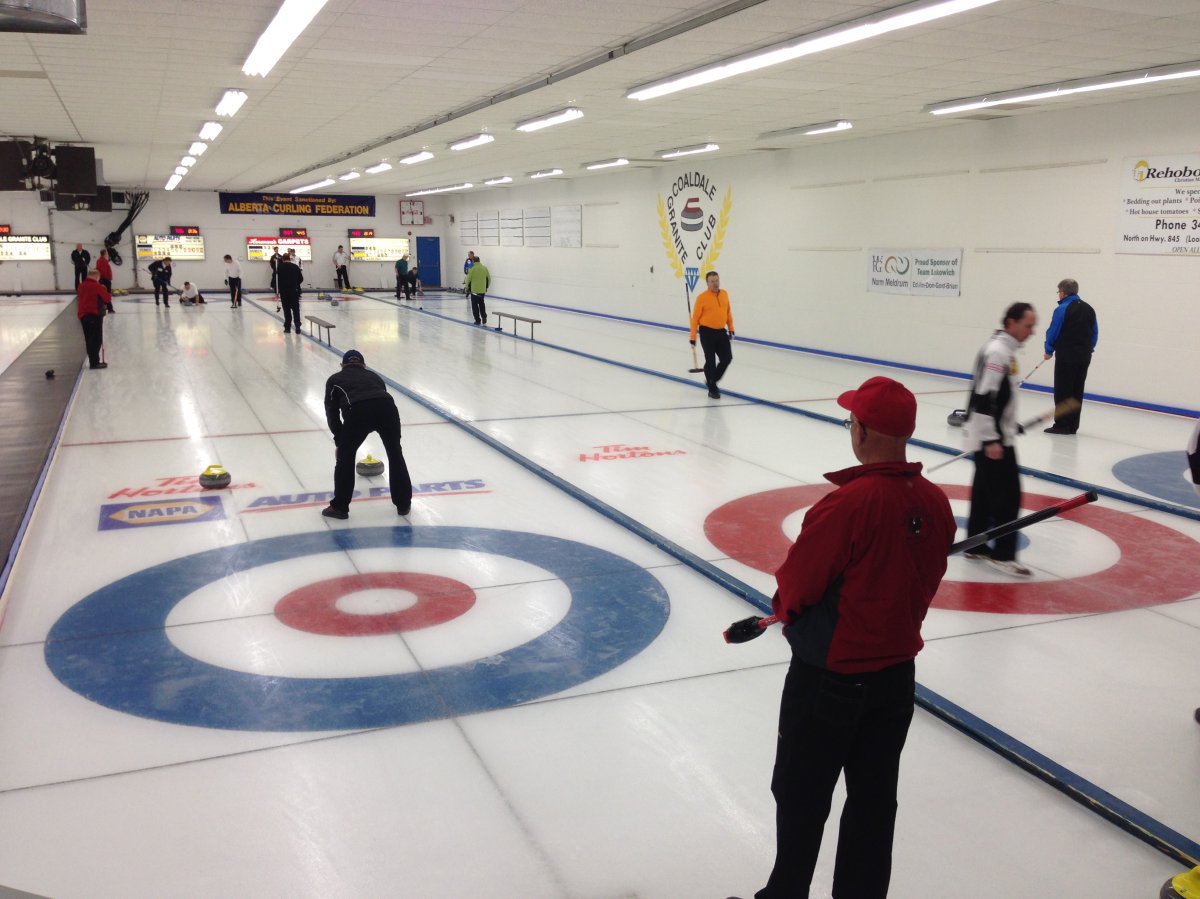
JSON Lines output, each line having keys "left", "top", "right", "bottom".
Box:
{"left": 867, "top": 249, "right": 962, "bottom": 297}
{"left": 136, "top": 234, "right": 206, "bottom": 260}
{"left": 219, "top": 192, "right": 376, "bottom": 216}
{"left": 1118, "top": 154, "right": 1200, "bottom": 256}
{"left": 656, "top": 171, "right": 732, "bottom": 301}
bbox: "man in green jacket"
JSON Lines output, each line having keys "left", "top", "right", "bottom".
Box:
{"left": 395, "top": 254, "right": 409, "bottom": 299}
{"left": 465, "top": 256, "right": 491, "bottom": 325}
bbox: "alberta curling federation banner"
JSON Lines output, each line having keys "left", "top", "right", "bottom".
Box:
{"left": 867, "top": 248, "right": 962, "bottom": 297}
{"left": 219, "top": 193, "right": 375, "bottom": 217}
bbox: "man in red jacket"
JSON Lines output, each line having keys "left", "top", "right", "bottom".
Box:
{"left": 95, "top": 249, "right": 114, "bottom": 313}
{"left": 751, "top": 376, "right": 954, "bottom": 899}
{"left": 77, "top": 268, "right": 111, "bottom": 369}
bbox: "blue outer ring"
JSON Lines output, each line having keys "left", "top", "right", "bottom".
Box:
{"left": 1112, "top": 452, "right": 1200, "bottom": 510}
{"left": 45, "top": 527, "right": 670, "bottom": 731}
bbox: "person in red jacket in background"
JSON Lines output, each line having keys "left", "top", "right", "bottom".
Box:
{"left": 94, "top": 249, "right": 114, "bottom": 313}
{"left": 746, "top": 376, "right": 955, "bottom": 899}
{"left": 77, "top": 268, "right": 110, "bottom": 369}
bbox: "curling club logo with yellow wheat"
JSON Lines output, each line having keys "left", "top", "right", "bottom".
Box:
{"left": 657, "top": 172, "right": 732, "bottom": 299}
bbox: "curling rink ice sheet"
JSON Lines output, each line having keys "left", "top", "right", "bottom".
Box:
{"left": 0, "top": 295, "right": 72, "bottom": 375}
{"left": 0, "top": 290, "right": 1194, "bottom": 897}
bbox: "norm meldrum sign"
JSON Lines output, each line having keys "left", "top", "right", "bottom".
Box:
{"left": 867, "top": 248, "right": 962, "bottom": 297}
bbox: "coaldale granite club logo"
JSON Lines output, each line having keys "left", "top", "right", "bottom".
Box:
{"left": 657, "top": 171, "right": 732, "bottom": 308}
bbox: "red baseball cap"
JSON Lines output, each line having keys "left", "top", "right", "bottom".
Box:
{"left": 837, "top": 376, "right": 916, "bottom": 437}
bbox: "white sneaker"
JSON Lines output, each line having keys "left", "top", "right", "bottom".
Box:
{"left": 987, "top": 558, "right": 1031, "bottom": 577}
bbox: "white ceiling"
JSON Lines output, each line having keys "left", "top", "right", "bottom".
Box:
{"left": 3, "top": 0, "right": 1200, "bottom": 196}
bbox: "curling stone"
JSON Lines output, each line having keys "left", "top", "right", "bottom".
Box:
{"left": 45, "top": 369, "right": 55, "bottom": 379}
{"left": 1161, "top": 866, "right": 1200, "bottom": 899}
{"left": 198, "top": 464, "right": 232, "bottom": 489}
{"left": 330, "top": 297, "right": 339, "bottom": 306}
{"left": 947, "top": 408, "right": 968, "bottom": 427}
{"left": 356, "top": 454, "right": 384, "bottom": 477}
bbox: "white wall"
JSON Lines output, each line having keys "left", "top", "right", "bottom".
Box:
{"left": 0, "top": 190, "right": 448, "bottom": 294}
{"left": 442, "top": 91, "right": 1200, "bottom": 412}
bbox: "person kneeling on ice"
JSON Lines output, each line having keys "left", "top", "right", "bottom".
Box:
{"left": 179, "top": 281, "right": 204, "bottom": 305}
{"left": 321, "top": 349, "right": 413, "bottom": 520}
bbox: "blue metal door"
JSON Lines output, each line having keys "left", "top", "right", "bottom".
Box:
{"left": 415, "top": 237, "right": 441, "bottom": 288}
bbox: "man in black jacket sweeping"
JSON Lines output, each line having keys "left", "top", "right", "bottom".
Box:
{"left": 321, "top": 349, "right": 413, "bottom": 519}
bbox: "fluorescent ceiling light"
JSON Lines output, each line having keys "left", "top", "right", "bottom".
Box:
{"left": 925, "top": 60, "right": 1200, "bottom": 115}
{"left": 199, "top": 121, "right": 223, "bottom": 141}
{"left": 243, "top": 0, "right": 329, "bottom": 77}
{"left": 529, "top": 168, "right": 564, "bottom": 179}
{"left": 484, "top": 176, "right": 513, "bottom": 185}
{"left": 406, "top": 183, "right": 473, "bottom": 196}
{"left": 290, "top": 178, "right": 336, "bottom": 194}
{"left": 338, "top": 171, "right": 361, "bottom": 180}
{"left": 165, "top": 174, "right": 183, "bottom": 191}
{"left": 450, "top": 133, "right": 495, "bottom": 151}
{"left": 364, "top": 161, "right": 392, "bottom": 174}
{"left": 659, "top": 143, "right": 719, "bottom": 159}
{"left": 584, "top": 157, "right": 629, "bottom": 170}
{"left": 758, "top": 120, "right": 852, "bottom": 140}
{"left": 399, "top": 151, "right": 434, "bottom": 165}
{"left": 515, "top": 107, "right": 583, "bottom": 133}
{"left": 189, "top": 142, "right": 208, "bottom": 156}
{"left": 628, "top": 0, "right": 1000, "bottom": 101}
{"left": 174, "top": 166, "right": 188, "bottom": 176}
{"left": 215, "top": 89, "right": 248, "bottom": 117}
{"left": 180, "top": 156, "right": 197, "bottom": 167}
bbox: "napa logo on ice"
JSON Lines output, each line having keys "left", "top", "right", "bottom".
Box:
{"left": 657, "top": 171, "right": 732, "bottom": 296}
{"left": 99, "top": 496, "right": 225, "bottom": 530}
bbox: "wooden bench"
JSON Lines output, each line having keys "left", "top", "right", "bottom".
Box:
{"left": 493, "top": 311, "right": 542, "bottom": 340}
{"left": 305, "top": 315, "right": 336, "bottom": 343}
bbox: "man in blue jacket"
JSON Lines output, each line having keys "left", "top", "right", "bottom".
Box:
{"left": 1043, "top": 278, "right": 1098, "bottom": 434}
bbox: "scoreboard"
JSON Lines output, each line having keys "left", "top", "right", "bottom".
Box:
{"left": 0, "top": 234, "right": 52, "bottom": 261}
{"left": 349, "top": 236, "right": 409, "bottom": 261}
{"left": 136, "top": 234, "right": 206, "bottom": 260}
{"left": 246, "top": 235, "right": 312, "bottom": 262}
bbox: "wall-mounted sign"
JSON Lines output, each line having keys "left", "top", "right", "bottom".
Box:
{"left": 0, "top": 234, "right": 51, "bottom": 261}
{"left": 866, "top": 248, "right": 962, "bottom": 297}
{"left": 245, "top": 236, "right": 313, "bottom": 261}
{"left": 136, "top": 234, "right": 206, "bottom": 260}
{"left": 349, "top": 236, "right": 409, "bottom": 261}
{"left": 218, "top": 192, "right": 375, "bottom": 216}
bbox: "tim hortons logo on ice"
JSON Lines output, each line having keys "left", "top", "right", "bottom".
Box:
{"left": 657, "top": 171, "right": 732, "bottom": 297}
{"left": 579, "top": 444, "right": 687, "bottom": 462}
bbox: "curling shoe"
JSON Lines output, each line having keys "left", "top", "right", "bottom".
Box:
{"left": 397, "top": 504, "right": 411, "bottom": 516}
{"left": 987, "top": 558, "right": 1031, "bottom": 577}
{"left": 321, "top": 505, "right": 349, "bottom": 520}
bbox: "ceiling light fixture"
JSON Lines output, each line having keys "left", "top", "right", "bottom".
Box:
{"left": 484, "top": 176, "right": 513, "bottom": 186}
{"left": 165, "top": 174, "right": 183, "bottom": 191}
{"left": 174, "top": 166, "right": 188, "bottom": 176}
{"left": 189, "top": 142, "right": 208, "bottom": 156}
{"left": 399, "top": 151, "right": 434, "bottom": 165}
{"left": 180, "top": 156, "right": 197, "bottom": 167}
{"left": 658, "top": 143, "right": 719, "bottom": 159}
{"left": 758, "top": 120, "right": 853, "bottom": 140}
{"left": 584, "top": 157, "right": 629, "bottom": 170}
{"left": 364, "top": 161, "right": 392, "bottom": 174}
{"left": 243, "top": 0, "right": 330, "bottom": 77}
{"left": 514, "top": 107, "right": 583, "bottom": 133}
{"left": 290, "top": 178, "right": 336, "bottom": 194}
{"left": 627, "top": 0, "right": 1001, "bottom": 101}
{"left": 215, "top": 89, "right": 249, "bottom": 117}
{"left": 199, "top": 122, "right": 223, "bottom": 141}
{"left": 529, "top": 168, "right": 564, "bottom": 179}
{"left": 405, "top": 183, "right": 473, "bottom": 196}
{"left": 449, "top": 133, "right": 495, "bottom": 151}
{"left": 338, "top": 171, "right": 361, "bottom": 180}
{"left": 924, "top": 60, "right": 1200, "bottom": 115}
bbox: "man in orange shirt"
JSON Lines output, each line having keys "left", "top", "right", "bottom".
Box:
{"left": 689, "top": 270, "right": 735, "bottom": 398}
